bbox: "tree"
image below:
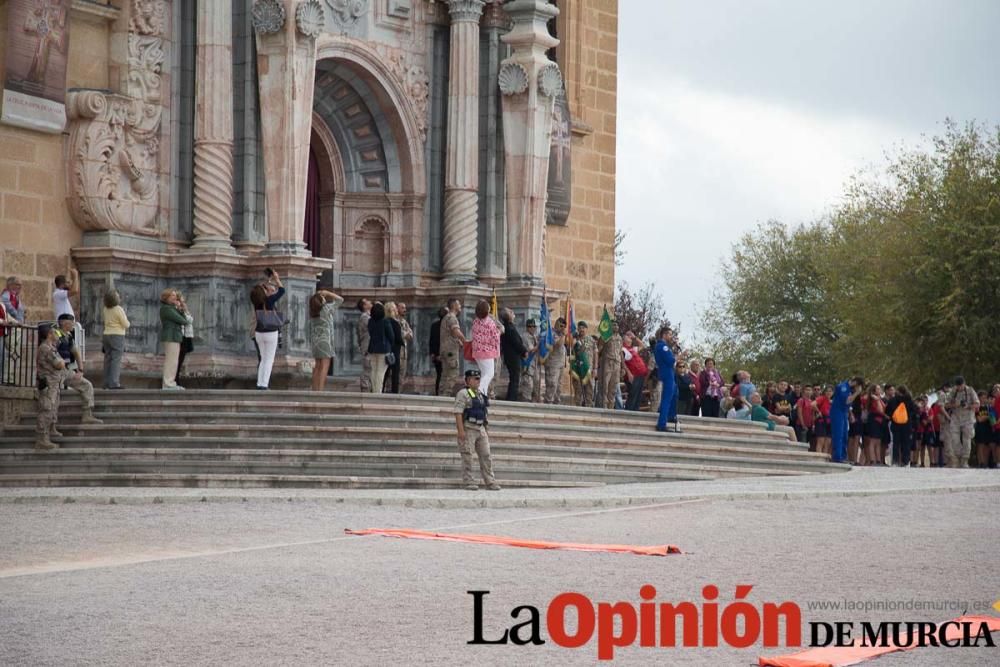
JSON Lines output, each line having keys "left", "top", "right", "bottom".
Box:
{"left": 614, "top": 281, "right": 670, "bottom": 342}
{"left": 701, "top": 120, "right": 1000, "bottom": 389}
{"left": 613, "top": 229, "right": 628, "bottom": 267}
{"left": 699, "top": 220, "right": 840, "bottom": 382}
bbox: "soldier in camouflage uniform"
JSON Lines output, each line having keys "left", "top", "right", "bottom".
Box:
{"left": 519, "top": 319, "right": 539, "bottom": 402}
{"left": 54, "top": 314, "right": 103, "bottom": 425}
{"left": 397, "top": 302, "right": 414, "bottom": 392}
{"left": 598, "top": 321, "right": 623, "bottom": 410}
{"left": 356, "top": 299, "right": 372, "bottom": 392}
{"left": 542, "top": 318, "right": 568, "bottom": 404}
{"left": 35, "top": 324, "right": 64, "bottom": 450}
{"left": 570, "top": 321, "right": 598, "bottom": 407}
{"left": 437, "top": 298, "right": 466, "bottom": 397}
{"left": 453, "top": 368, "right": 500, "bottom": 490}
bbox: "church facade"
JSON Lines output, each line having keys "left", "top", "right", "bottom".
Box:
{"left": 0, "top": 0, "right": 617, "bottom": 385}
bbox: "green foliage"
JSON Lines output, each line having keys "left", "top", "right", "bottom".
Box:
{"left": 614, "top": 281, "right": 671, "bottom": 342}
{"left": 701, "top": 120, "right": 1000, "bottom": 389}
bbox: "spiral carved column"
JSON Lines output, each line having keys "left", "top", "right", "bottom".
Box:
{"left": 442, "top": 0, "right": 486, "bottom": 281}
{"left": 191, "top": 0, "right": 235, "bottom": 250}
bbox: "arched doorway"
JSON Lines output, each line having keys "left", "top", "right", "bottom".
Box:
{"left": 308, "top": 39, "right": 427, "bottom": 288}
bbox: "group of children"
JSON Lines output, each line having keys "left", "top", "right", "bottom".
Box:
{"left": 764, "top": 381, "right": 1000, "bottom": 467}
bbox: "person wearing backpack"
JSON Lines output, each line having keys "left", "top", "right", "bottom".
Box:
{"left": 885, "top": 385, "right": 918, "bottom": 467}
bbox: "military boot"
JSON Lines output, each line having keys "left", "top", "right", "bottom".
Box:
{"left": 81, "top": 408, "right": 104, "bottom": 424}
{"left": 50, "top": 426, "right": 63, "bottom": 437}
{"left": 34, "top": 435, "right": 58, "bottom": 451}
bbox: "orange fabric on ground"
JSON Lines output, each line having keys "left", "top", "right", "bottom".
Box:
{"left": 344, "top": 528, "right": 682, "bottom": 556}
{"left": 759, "top": 615, "right": 1000, "bottom": 667}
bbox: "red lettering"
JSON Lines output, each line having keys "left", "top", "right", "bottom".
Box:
{"left": 659, "top": 602, "right": 699, "bottom": 647}
{"left": 547, "top": 593, "right": 595, "bottom": 648}
{"left": 762, "top": 601, "right": 802, "bottom": 646}
{"left": 597, "top": 602, "right": 637, "bottom": 660}
{"left": 639, "top": 585, "right": 656, "bottom": 647}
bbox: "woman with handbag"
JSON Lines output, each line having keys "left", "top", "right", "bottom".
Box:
{"left": 250, "top": 271, "right": 286, "bottom": 390}
{"left": 367, "top": 302, "right": 395, "bottom": 393}
{"left": 159, "top": 288, "right": 188, "bottom": 390}
{"left": 174, "top": 291, "right": 195, "bottom": 385}
{"left": 383, "top": 302, "right": 404, "bottom": 393}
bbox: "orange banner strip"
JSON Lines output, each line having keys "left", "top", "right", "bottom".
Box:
{"left": 344, "top": 528, "right": 682, "bottom": 556}
{"left": 759, "top": 615, "right": 1000, "bottom": 667}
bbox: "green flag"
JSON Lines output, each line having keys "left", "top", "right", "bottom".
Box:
{"left": 598, "top": 306, "right": 613, "bottom": 341}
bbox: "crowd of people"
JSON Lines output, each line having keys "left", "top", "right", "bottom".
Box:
{"left": 5, "top": 271, "right": 998, "bottom": 474}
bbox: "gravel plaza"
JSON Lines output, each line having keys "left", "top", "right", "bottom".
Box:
{"left": 2, "top": 468, "right": 998, "bottom": 666}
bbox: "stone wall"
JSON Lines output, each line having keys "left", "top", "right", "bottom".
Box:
{"left": 0, "top": 7, "right": 114, "bottom": 319}
{"left": 544, "top": 0, "right": 617, "bottom": 324}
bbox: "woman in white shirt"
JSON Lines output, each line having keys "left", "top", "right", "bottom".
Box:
{"left": 102, "top": 289, "right": 130, "bottom": 389}
{"left": 174, "top": 292, "right": 195, "bottom": 385}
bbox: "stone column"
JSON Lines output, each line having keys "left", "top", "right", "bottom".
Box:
{"left": 442, "top": 0, "right": 486, "bottom": 282}
{"left": 190, "top": 0, "right": 235, "bottom": 251}
{"left": 477, "top": 1, "right": 510, "bottom": 283}
{"left": 253, "top": 0, "right": 324, "bottom": 256}
{"left": 500, "top": 0, "right": 561, "bottom": 283}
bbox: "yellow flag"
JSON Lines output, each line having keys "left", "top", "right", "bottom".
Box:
{"left": 490, "top": 291, "right": 498, "bottom": 318}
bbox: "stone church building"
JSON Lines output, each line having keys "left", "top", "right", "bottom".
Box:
{"left": 0, "top": 0, "right": 617, "bottom": 385}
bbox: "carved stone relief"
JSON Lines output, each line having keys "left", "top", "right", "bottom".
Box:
{"left": 326, "top": 0, "right": 369, "bottom": 32}
{"left": 498, "top": 62, "right": 528, "bottom": 96}
{"left": 537, "top": 62, "right": 563, "bottom": 98}
{"left": 296, "top": 0, "right": 326, "bottom": 38}
{"left": 66, "top": 0, "right": 167, "bottom": 235}
{"left": 252, "top": 0, "right": 287, "bottom": 34}
{"left": 372, "top": 44, "right": 429, "bottom": 144}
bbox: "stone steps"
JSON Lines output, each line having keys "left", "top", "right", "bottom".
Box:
{"left": 0, "top": 448, "right": 798, "bottom": 482}
{"left": 0, "top": 473, "right": 601, "bottom": 490}
{"left": 49, "top": 388, "right": 781, "bottom": 435}
{"left": 0, "top": 438, "right": 833, "bottom": 474}
{"left": 3, "top": 419, "right": 810, "bottom": 455}
{"left": 1, "top": 389, "right": 847, "bottom": 489}
{"left": 0, "top": 428, "right": 827, "bottom": 469}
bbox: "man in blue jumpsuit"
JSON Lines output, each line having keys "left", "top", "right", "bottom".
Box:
{"left": 655, "top": 326, "right": 679, "bottom": 432}
{"left": 830, "top": 379, "right": 852, "bottom": 463}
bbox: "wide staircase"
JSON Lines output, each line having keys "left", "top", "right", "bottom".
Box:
{"left": 0, "top": 389, "right": 849, "bottom": 489}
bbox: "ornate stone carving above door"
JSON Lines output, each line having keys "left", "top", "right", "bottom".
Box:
{"left": 326, "top": 0, "right": 369, "bottom": 32}
{"left": 65, "top": 0, "right": 167, "bottom": 235}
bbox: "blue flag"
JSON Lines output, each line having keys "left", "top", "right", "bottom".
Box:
{"left": 538, "top": 299, "right": 554, "bottom": 359}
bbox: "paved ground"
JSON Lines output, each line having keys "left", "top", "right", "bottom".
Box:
{"left": 2, "top": 471, "right": 999, "bottom": 666}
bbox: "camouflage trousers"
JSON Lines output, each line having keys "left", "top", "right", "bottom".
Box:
{"left": 36, "top": 380, "right": 60, "bottom": 439}
{"left": 601, "top": 366, "right": 622, "bottom": 409}
{"left": 62, "top": 369, "right": 95, "bottom": 409}
{"left": 519, "top": 368, "right": 537, "bottom": 402}
{"left": 944, "top": 422, "right": 973, "bottom": 468}
{"left": 543, "top": 363, "right": 563, "bottom": 404}
{"left": 571, "top": 376, "right": 594, "bottom": 407}
{"left": 459, "top": 426, "right": 496, "bottom": 486}
{"left": 438, "top": 351, "right": 462, "bottom": 397}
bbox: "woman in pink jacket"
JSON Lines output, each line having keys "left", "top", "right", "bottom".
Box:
{"left": 470, "top": 300, "right": 501, "bottom": 394}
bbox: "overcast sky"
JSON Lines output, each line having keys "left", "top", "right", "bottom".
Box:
{"left": 615, "top": 0, "right": 1000, "bottom": 338}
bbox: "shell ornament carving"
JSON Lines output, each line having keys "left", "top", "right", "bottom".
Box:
{"left": 537, "top": 63, "right": 563, "bottom": 98}
{"left": 296, "top": 0, "right": 326, "bottom": 37}
{"left": 498, "top": 62, "right": 529, "bottom": 96}
{"left": 252, "top": 0, "right": 287, "bottom": 34}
